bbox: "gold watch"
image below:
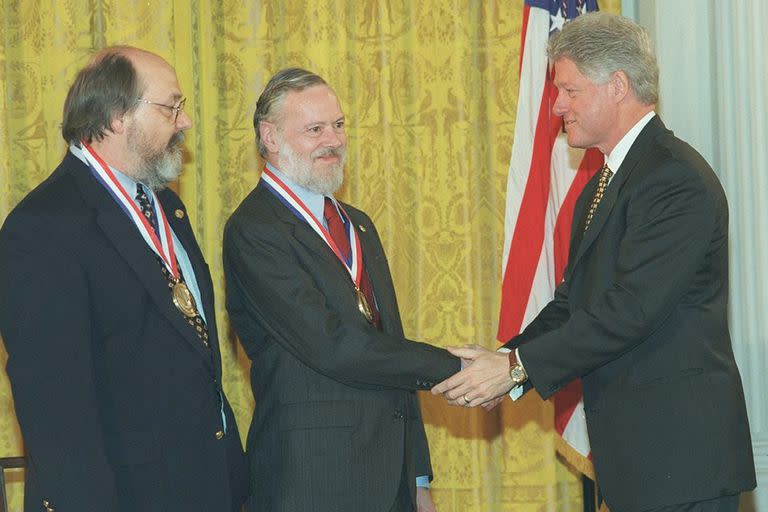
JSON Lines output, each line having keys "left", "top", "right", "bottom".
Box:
{"left": 508, "top": 350, "right": 528, "bottom": 386}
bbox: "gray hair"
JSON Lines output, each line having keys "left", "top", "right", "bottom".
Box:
{"left": 547, "top": 12, "right": 659, "bottom": 105}
{"left": 62, "top": 48, "right": 144, "bottom": 144}
{"left": 253, "top": 68, "right": 328, "bottom": 157}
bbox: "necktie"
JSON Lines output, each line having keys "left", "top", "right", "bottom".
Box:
{"left": 135, "top": 184, "right": 210, "bottom": 347}
{"left": 583, "top": 164, "right": 614, "bottom": 232}
{"left": 135, "top": 183, "right": 159, "bottom": 235}
{"left": 324, "top": 197, "right": 381, "bottom": 329}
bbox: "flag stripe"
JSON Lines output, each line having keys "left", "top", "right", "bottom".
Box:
{"left": 499, "top": 0, "right": 602, "bottom": 477}
{"left": 519, "top": 5, "right": 531, "bottom": 76}
{"left": 499, "top": 6, "right": 555, "bottom": 341}
{"left": 502, "top": 5, "right": 551, "bottom": 274}
{"left": 498, "top": 84, "right": 554, "bottom": 341}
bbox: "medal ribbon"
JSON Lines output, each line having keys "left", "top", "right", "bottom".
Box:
{"left": 260, "top": 167, "right": 363, "bottom": 288}
{"left": 81, "top": 142, "right": 180, "bottom": 281}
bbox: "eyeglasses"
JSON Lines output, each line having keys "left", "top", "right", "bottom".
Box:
{"left": 137, "top": 97, "right": 186, "bottom": 122}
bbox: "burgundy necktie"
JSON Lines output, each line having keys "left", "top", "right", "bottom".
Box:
{"left": 324, "top": 197, "right": 381, "bottom": 329}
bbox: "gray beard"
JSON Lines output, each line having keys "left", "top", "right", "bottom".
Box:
{"left": 130, "top": 130, "right": 185, "bottom": 191}
{"left": 277, "top": 141, "right": 345, "bottom": 196}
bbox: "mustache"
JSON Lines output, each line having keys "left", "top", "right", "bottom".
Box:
{"left": 312, "top": 147, "right": 344, "bottom": 159}
{"left": 168, "top": 131, "right": 185, "bottom": 149}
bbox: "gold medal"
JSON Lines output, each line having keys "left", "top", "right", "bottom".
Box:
{"left": 356, "top": 288, "right": 374, "bottom": 324}
{"left": 172, "top": 281, "right": 198, "bottom": 318}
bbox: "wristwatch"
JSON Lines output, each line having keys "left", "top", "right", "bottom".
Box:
{"left": 508, "top": 350, "right": 528, "bottom": 386}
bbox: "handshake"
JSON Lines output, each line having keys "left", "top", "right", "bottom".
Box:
{"left": 430, "top": 344, "right": 524, "bottom": 411}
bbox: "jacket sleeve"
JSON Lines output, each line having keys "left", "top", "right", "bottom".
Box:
{"left": 222, "top": 213, "right": 460, "bottom": 391}
{"left": 0, "top": 210, "right": 120, "bottom": 510}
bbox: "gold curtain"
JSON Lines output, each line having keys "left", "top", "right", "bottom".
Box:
{"left": 0, "top": 1, "right": 619, "bottom": 510}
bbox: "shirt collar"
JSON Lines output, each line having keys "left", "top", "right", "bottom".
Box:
{"left": 605, "top": 111, "right": 656, "bottom": 174}
{"left": 265, "top": 161, "right": 332, "bottom": 225}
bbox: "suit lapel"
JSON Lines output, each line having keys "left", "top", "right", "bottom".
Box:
{"left": 69, "top": 156, "right": 213, "bottom": 364}
{"left": 570, "top": 116, "right": 667, "bottom": 270}
{"left": 349, "top": 211, "right": 401, "bottom": 335}
{"left": 259, "top": 185, "right": 351, "bottom": 279}
{"left": 161, "top": 194, "right": 221, "bottom": 367}
{"left": 570, "top": 166, "right": 625, "bottom": 268}
{"left": 259, "top": 185, "right": 398, "bottom": 331}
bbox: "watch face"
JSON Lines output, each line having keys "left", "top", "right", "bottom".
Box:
{"left": 510, "top": 365, "right": 526, "bottom": 384}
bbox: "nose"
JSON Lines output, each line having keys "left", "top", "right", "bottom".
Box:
{"left": 552, "top": 89, "right": 568, "bottom": 117}
{"left": 176, "top": 109, "right": 192, "bottom": 130}
{"left": 321, "top": 126, "right": 345, "bottom": 148}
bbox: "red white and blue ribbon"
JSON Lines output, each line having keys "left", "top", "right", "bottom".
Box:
{"left": 80, "top": 142, "right": 180, "bottom": 281}
{"left": 260, "top": 166, "right": 363, "bottom": 288}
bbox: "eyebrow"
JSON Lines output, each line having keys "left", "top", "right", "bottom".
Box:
{"left": 304, "top": 115, "right": 345, "bottom": 127}
{"left": 165, "top": 92, "right": 184, "bottom": 103}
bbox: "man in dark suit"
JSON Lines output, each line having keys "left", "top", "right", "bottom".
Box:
{"left": 223, "top": 68, "right": 460, "bottom": 512}
{"left": 0, "top": 47, "right": 248, "bottom": 511}
{"left": 432, "top": 12, "right": 756, "bottom": 512}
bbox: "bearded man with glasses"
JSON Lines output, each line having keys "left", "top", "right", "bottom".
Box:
{"left": 0, "top": 46, "right": 248, "bottom": 511}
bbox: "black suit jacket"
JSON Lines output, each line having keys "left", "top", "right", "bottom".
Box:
{"left": 504, "top": 116, "right": 756, "bottom": 511}
{"left": 223, "top": 183, "right": 460, "bottom": 511}
{"left": 0, "top": 152, "right": 248, "bottom": 512}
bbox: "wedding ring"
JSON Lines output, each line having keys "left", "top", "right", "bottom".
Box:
{"left": 463, "top": 395, "right": 471, "bottom": 405}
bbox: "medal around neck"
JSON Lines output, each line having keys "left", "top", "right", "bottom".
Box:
{"left": 172, "top": 281, "right": 198, "bottom": 318}
{"left": 81, "top": 143, "right": 196, "bottom": 320}
{"left": 262, "top": 167, "right": 375, "bottom": 324}
{"left": 355, "top": 288, "right": 374, "bottom": 324}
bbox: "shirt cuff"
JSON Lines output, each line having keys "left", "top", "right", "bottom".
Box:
{"left": 416, "top": 475, "right": 430, "bottom": 488}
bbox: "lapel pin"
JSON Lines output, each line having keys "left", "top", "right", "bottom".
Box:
{"left": 174, "top": 209, "right": 185, "bottom": 219}
{"left": 358, "top": 224, "right": 367, "bottom": 232}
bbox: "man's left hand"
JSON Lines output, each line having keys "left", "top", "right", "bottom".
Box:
{"left": 416, "top": 487, "right": 437, "bottom": 512}
{"left": 431, "top": 345, "right": 513, "bottom": 407}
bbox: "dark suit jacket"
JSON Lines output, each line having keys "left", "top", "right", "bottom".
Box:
{"left": 223, "top": 183, "right": 460, "bottom": 511}
{"left": 0, "top": 152, "right": 248, "bottom": 512}
{"left": 504, "top": 116, "right": 756, "bottom": 511}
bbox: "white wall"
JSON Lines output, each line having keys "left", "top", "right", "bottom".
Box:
{"left": 623, "top": 1, "right": 767, "bottom": 510}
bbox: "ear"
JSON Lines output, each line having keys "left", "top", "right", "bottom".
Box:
{"left": 610, "top": 70, "right": 630, "bottom": 103}
{"left": 260, "top": 120, "right": 280, "bottom": 154}
{"left": 108, "top": 112, "right": 127, "bottom": 136}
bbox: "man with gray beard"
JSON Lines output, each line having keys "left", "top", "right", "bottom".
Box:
{"left": 0, "top": 46, "right": 248, "bottom": 511}
{"left": 223, "top": 68, "right": 460, "bottom": 512}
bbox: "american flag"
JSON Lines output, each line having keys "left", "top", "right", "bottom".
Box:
{"left": 498, "top": 0, "right": 602, "bottom": 478}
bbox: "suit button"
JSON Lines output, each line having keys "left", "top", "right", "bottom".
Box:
{"left": 215, "top": 430, "right": 225, "bottom": 440}
{"left": 43, "top": 500, "right": 54, "bottom": 511}
{"left": 393, "top": 410, "right": 404, "bottom": 420}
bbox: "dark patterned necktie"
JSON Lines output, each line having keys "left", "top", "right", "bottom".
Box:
{"left": 324, "top": 197, "right": 381, "bottom": 329}
{"left": 583, "top": 164, "right": 614, "bottom": 232}
{"left": 135, "top": 184, "right": 210, "bottom": 347}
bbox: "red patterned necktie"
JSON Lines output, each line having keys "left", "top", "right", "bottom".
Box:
{"left": 323, "top": 197, "right": 381, "bottom": 329}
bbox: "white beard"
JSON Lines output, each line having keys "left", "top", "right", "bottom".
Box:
{"left": 277, "top": 140, "right": 345, "bottom": 196}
